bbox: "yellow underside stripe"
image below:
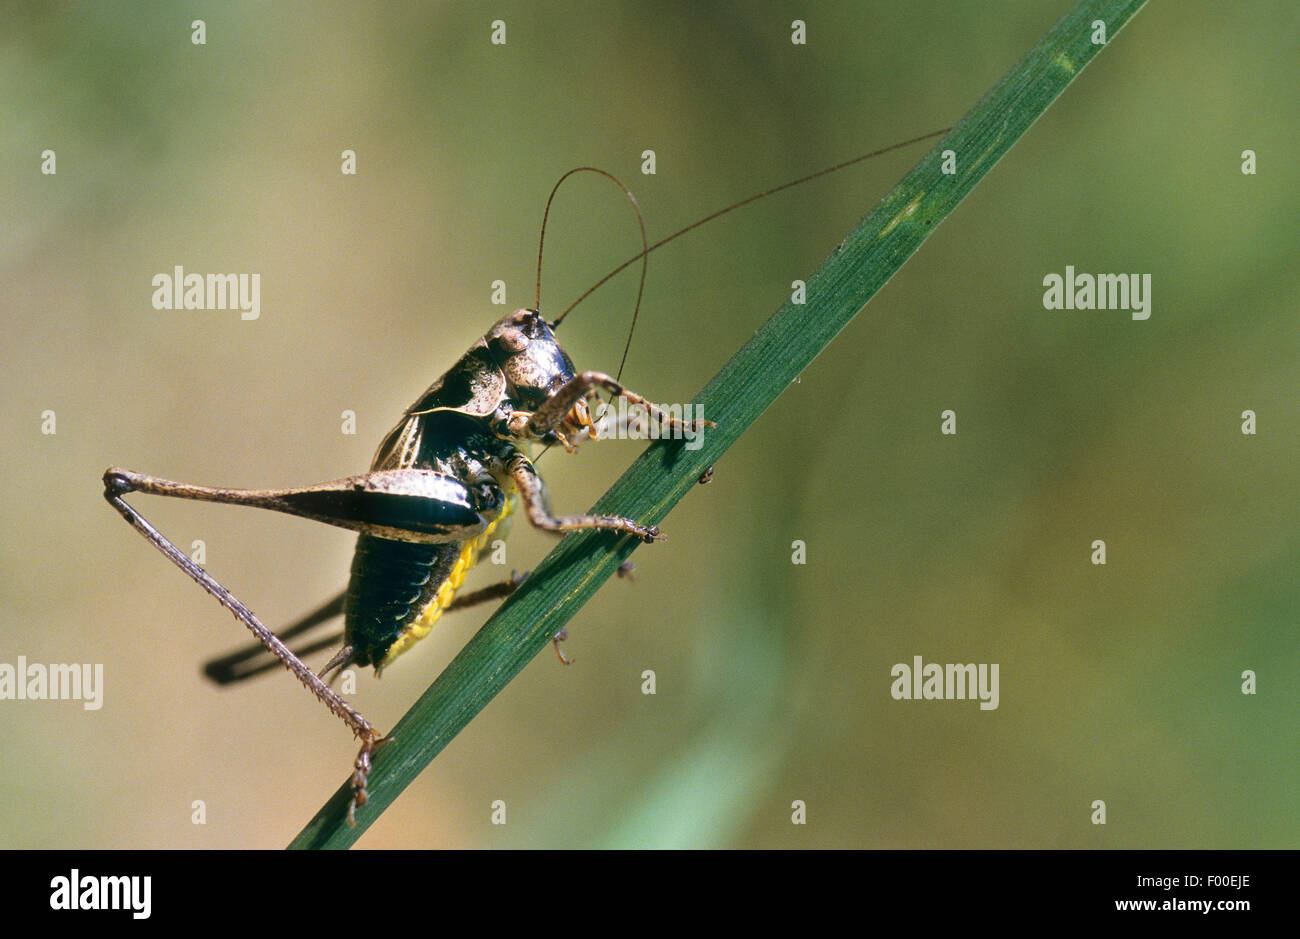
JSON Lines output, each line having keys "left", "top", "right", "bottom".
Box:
{"left": 377, "top": 494, "right": 514, "bottom": 670}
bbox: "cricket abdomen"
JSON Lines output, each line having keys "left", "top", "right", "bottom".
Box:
{"left": 343, "top": 495, "right": 514, "bottom": 672}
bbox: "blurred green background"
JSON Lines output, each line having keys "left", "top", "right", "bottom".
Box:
{"left": 2, "top": 0, "right": 1295, "bottom": 848}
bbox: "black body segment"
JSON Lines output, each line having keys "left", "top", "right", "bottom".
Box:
{"left": 344, "top": 535, "right": 464, "bottom": 669}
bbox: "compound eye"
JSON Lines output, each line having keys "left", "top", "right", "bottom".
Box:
{"left": 514, "top": 308, "right": 551, "bottom": 335}
{"left": 493, "top": 327, "right": 528, "bottom": 353}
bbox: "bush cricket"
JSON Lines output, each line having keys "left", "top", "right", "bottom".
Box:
{"left": 103, "top": 127, "right": 947, "bottom": 825}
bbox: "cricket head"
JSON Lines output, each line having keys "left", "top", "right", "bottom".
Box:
{"left": 486, "top": 309, "right": 595, "bottom": 443}
{"left": 485, "top": 308, "right": 574, "bottom": 403}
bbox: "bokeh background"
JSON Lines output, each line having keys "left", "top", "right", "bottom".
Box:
{"left": 2, "top": 1, "right": 1295, "bottom": 848}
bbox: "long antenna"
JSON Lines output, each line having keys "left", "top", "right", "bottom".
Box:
{"left": 550, "top": 126, "right": 951, "bottom": 331}
{"left": 534, "top": 167, "right": 649, "bottom": 383}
